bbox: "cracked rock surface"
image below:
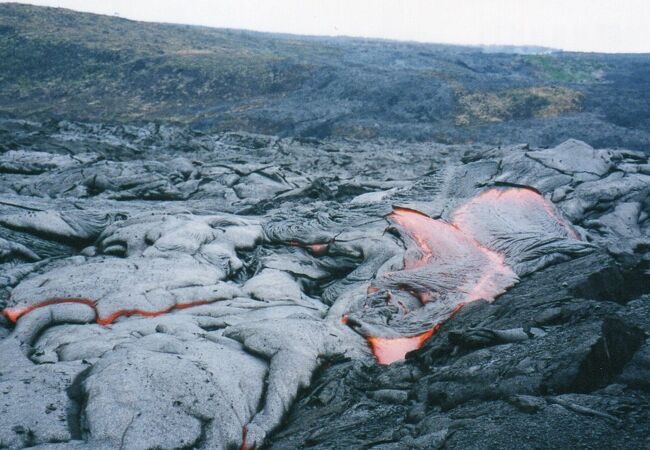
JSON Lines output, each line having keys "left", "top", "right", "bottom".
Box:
{"left": 1, "top": 119, "right": 649, "bottom": 449}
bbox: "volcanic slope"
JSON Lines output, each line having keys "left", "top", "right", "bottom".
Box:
{"left": 2, "top": 3, "right": 650, "bottom": 150}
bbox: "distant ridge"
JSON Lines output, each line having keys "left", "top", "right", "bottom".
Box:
{"left": 1, "top": 2, "right": 650, "bottom": 150}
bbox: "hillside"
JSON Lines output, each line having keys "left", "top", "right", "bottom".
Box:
{"left": 1, "top": 3, "right": 650, "bottom": 149}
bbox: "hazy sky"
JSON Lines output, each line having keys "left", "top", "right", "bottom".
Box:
{"left": 8, "top": 0, "right": 650, "bottom": 53}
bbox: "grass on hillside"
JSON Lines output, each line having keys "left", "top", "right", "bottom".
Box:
{"left": 455, "top": 86, "right": 583, "bottom": 125}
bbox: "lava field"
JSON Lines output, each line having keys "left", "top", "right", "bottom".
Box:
{"left": 0, "top": 119, "right": 648, "bottom": 449}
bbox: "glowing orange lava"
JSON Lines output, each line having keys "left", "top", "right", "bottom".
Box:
{"left": 2, "top": 298, "right": 214, "bottom": 326}
{"left": 359, "top": 188, "right": 573, "bottom": 364}
{"left": 368, "top": 303, "right": 466, "bottom": 364}
{"left": 288, "top": 240, "right": 330, "bottom": 256}
{"left": 452, "top": 187, "right": 580, "bottom": 240}
{"left": 389, "top": 207, "right": 436, "bottom": 268}
{"left": 241, "top": 426, "right": 248, "bottom": 450}
{"left": 368, "top": 327, "right": 437, "bottom": 364}
{"left": 387, "top": 206, "right": 517, "bottom": 302}
{"left": 4, "top": 187, "right": 578, "bottom": 372}
{"left": 2, "top": 297, "right": 95, "bottom": 323}
{"left": 307, "top": 243, "right": 329, "bottom": 256}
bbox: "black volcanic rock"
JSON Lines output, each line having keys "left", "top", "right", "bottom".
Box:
{"left": 269, "top": 253, "right": 650, "bottom": 450}
{"left": 0, "top": 119, "right": 648, "bottom": 449}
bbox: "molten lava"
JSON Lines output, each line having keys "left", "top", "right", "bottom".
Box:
{"left": 368, "top": 328, "right": 437, "bottom": 365}
{"left": 368, "top": 303, "right": 466, "bottom": 364}
{"left": 2, "top": 297, "right": 95, "bottom": 323}
{"left": 355, "top": 206, "right": 518, "bottom": 364}
{"left": 3, "top": 297, "right": 214, "bottom": 326}
{"left": 387, "top": 206, "right": 516, "bottom": 301}
{"left": 3, "top": 187, "right": 581, "bottom": 370}
{"left": 241, "top": 426, "right": 250, "bottom": 450}
{"left": 288, "top": 240, "right": 330, "bottom": 256}
{"left": 384, "top": 207, "right": 517, "bottom": 304}
{"left": 357, "top": 187, "right": 579, "bottom": 364}
{"left": 452, "top": 187, "right": 580, "bottom": 242}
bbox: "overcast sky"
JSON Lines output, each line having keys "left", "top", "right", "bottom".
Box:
{"left": 7, "top": 0, "right": 650, "bottom": 53}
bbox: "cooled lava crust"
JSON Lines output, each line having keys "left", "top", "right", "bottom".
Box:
{"left": 1, "top": 121, "right": 649, "bottom": 450}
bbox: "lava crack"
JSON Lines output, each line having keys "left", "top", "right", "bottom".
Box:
{"left": 3, "top": 297, "right": 215, "bottom": 326}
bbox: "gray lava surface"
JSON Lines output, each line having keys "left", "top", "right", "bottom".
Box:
{"left": 0, "top": 119, "right": 649, "bottom": 449}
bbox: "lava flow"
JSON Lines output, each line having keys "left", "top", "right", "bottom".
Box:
{"left": 3, "top": 187, "right": 579, "bottom": 369}
{"left": 241, "top": 426, "right": 251, "bottom": 450}
{"left": 452, "top": 187, "right": 581, "bottom": 242}
{"left": 388, "top": 206, "right": 516, "bottom": 303}
{"left": 2, "top": 297, "right": 214, "bottom": 326}
{"left": 367, "top": 327, "right": 437, "bottom": 365}
{"left": 357, "top": 187, "right": 578, "bottom": 365}
{"left": 366, "top": 302, "right": 468, "bottom": 364}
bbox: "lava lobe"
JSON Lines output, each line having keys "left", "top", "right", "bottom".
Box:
{"left": 350, "top": 187, "right": 582, "bottom": 364}
{"left": 367, "top": 329, "right": 437, "bottom": 365}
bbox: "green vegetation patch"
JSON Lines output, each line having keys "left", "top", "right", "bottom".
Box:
{"left": 455, "top": 86, "right": 583, "bottom": 126}
{"left": 524, "top": 55, "right": 606, "bottom": 83}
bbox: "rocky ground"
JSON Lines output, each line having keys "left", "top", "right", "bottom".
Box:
{"left": 0, "top": 118, "right": 648, "bottom": 449}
